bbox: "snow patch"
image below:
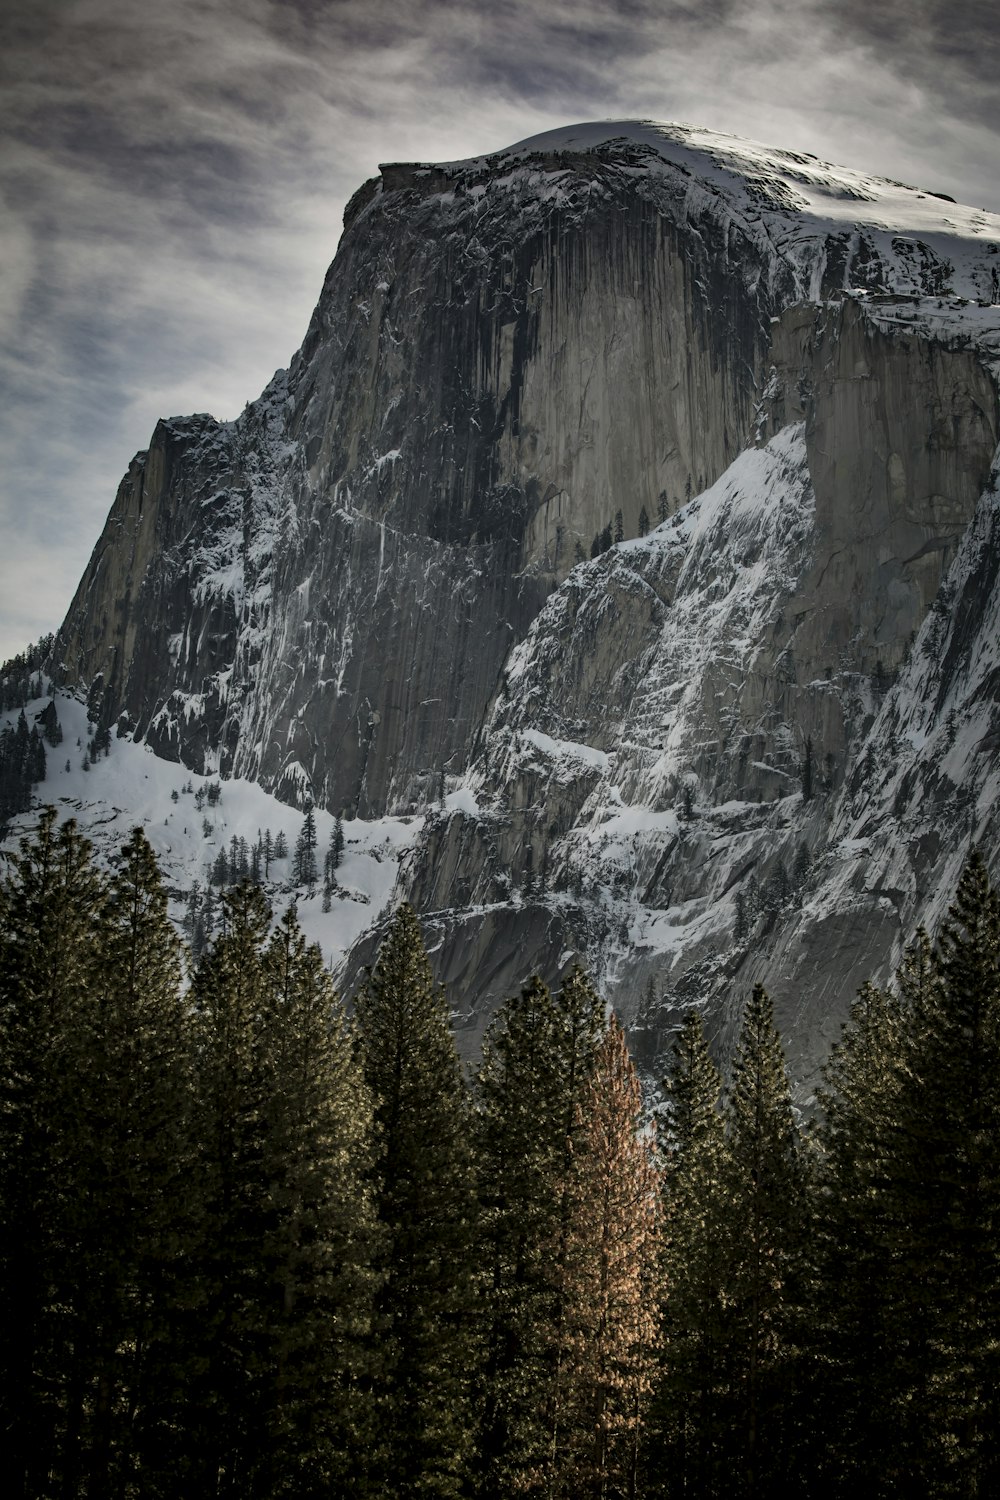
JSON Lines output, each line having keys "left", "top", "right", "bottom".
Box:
{"left": 1, "top": 692, "right": 423, "bottom": 981}
{"left": 520, "top": 728, "right": 609, "bottom": 771}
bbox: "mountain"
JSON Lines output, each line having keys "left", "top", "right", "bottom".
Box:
{"left": 38, "top": 121, "right": 1000, "bottom": 1090}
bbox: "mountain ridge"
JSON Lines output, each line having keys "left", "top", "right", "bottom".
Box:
{"left": 32, "top": 120, "right": 1000, "bottom": 1084}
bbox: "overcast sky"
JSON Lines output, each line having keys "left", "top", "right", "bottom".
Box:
{"left": 2, "top": 0, "right": 999, "bottom": 661}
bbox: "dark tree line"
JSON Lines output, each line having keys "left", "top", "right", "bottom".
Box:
{"left": 0, "top": 634, "right": 54, "bottom": 713}
{"left": 1, "top": 813, "right": 377, "bottom": 1499}
{"left": 2, "top": 812, "right": 999, "bottom": 1497}
{"left": 0, "top": 710, "right": 49, "bottom": 827}
{"left": 650, "top": 850, "right": 1000, "bottom": 1499}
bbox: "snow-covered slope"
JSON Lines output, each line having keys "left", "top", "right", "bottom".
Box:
{"left": 449, "top": 119, "right": 1000, "bottom": 302}
{"left": 1, "top": 692, "right": 423, "bottom": 977}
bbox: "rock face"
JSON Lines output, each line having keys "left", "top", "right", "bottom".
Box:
{"left": 406, "top": 302, "right": 1000, "bottom": 1080}
{"left": 55, "top": 121, "right": 1000, "bottom": 1083}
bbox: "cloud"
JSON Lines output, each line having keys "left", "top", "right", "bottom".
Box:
{"left": 1, "top": 0, "right": 998, "bottom": 659}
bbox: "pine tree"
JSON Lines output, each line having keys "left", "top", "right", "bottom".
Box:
{"left": 185, "top": 878, "right": 202, "bottom": 941}
{"left": 76, "top": 828, "right": 195, "bottom": 1496}
{"left": 323, "top": 818, "right": 344, "bottom": 908}
{"left": 354, "top": 903, "right": 480, "bottom": 1498}
{"left": 202, "top": 882, "right": 217, "bottom": 942}
{"left": 646, "top": 1011, "right": 735, "bottom": 1499}
{"left": 165, "top": 884, "right": 385, "bottom": 1497}
{"left": 552, "top": 1016, "right": 661, "bottom": 1500}
{"left": 884, "top": 856, "right": 1000, "bottom": 1493}
{"left": 187, "top": 882, "right": 276, "bottom": 1495}
{"left": 294, "top": 806, "right": 318, "bottom": 888}
{"left": 811, "top": 975, "right": 908, "bottom": 1492}
{"left": 811, "top": 859, "right": 1000, "bottom": 1494}
{"left": 330, "top": 813, "right": 345, "bottom": 870}
{"left": 38, "top": 700, "right": 61, "bottom": 747}
{"left": 725, "top": 985, "right": 806, "bottom": 1498}
{"left": 0, "top": 810, "right": 108, "bottom": 1497}
{"left": 256, "top": 906, "right": 381, "bottom": 1496}
{"left": 638, "top": 506, "right": 650, "bottom": 537}
{"left": 472, "top": 970, "right": 604, "bottom": 1495}
{"left": 0, "top": 709, "right": 46, "bottom": 821}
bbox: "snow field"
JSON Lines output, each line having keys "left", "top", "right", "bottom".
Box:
{"left": 1, "top": 691, "right": 423, "bottom": 979}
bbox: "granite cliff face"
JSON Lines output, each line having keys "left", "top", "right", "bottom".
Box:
{"left": 54, "top": 122, "right": 1000, "bottom": 1081}
{"left": 405, "top": 296, "right": 1000, "bottom": 1080}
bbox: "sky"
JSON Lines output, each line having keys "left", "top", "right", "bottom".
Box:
{"left": 2, "top": 0, "right": 999, "bottom": 662}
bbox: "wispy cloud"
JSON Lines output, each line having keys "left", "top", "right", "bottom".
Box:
{"left": 1, "top": 0, "right": 998, "bottom": 658}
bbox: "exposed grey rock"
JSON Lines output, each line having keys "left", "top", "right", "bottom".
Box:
{"left": 406, "top": 292, "right": 1000, "bottom": 1083}
{"left": 52, "top": 121, "right": 1000, "bottom": 1081}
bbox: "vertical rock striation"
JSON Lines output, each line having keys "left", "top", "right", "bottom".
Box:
{"left": 53, "top": 122, "right": 1000, "bottom": 1075}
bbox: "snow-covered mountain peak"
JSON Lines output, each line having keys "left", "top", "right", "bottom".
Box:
{"left": 405, "top": 118, "right": 999, "bottom": 305}
{"left": 41, "top": 119, "right": 1000, "bottom": 1079}
{"left": 477, "top": 118, "right": 996, "bottom": 235}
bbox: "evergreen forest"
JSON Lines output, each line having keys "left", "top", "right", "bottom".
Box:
{"left": 2, "top": 808, "right": 999, "bottom": 1498}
